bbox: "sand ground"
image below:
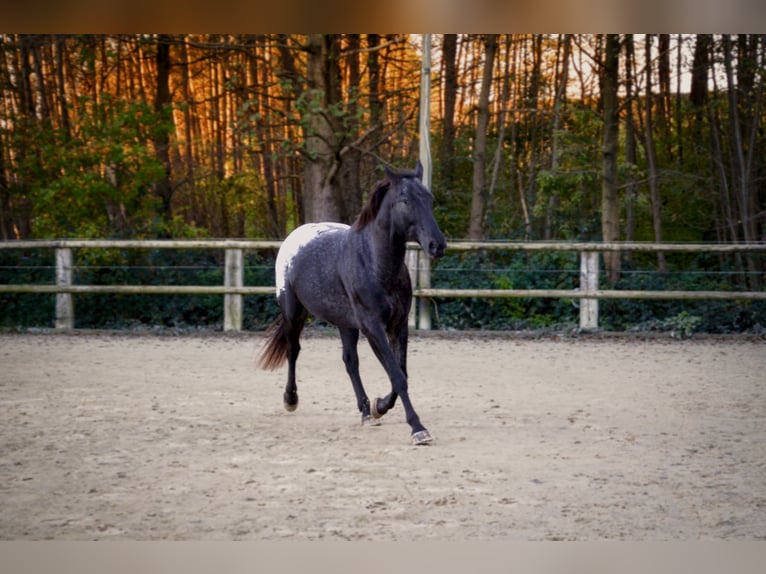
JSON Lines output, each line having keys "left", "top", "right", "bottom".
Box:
{"left": 1, "top": 331, "right": 764, "bottom": 540}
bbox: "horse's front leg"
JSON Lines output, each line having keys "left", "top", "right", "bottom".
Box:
{"left": 373, "top": 322, "right": 408, "bottom": 418}
{"left": 339, "top": 327, "right": 377, "bottom": 426}
{"left": 363, "top": 322, "right": 431, "bottom": 445}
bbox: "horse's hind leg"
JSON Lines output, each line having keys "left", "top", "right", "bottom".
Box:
{"left": 283, "top": 329, "right": 300, "bottom": 411}
{"left": 281, "top": 291, "right": 307, "bottom": 411}
{"left": 339, "top": 327, "right": 377, "bottom": 425}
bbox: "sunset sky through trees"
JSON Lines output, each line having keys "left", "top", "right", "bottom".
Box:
{"left": 0, "top": 34, "right": 763, "bottom": 255}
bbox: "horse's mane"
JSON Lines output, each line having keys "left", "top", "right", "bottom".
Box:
{"left": 352, "top": 178, "right": 390, "bottom": 230}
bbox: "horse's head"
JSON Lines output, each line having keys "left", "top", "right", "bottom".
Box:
{"left": 385, "top": 161, "right": 446, "bottom": 258}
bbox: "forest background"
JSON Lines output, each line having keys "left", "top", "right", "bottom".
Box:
{"left": 1, "top": 34, "right": 765, "bottom": 333}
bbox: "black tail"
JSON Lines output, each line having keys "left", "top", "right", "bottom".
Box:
{"left": 257, "top": 315, "right": 290, "bottom": 370}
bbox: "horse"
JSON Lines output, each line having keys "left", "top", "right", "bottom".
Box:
{"left": 257, "top": 161, "right": 446, "bottom": 445}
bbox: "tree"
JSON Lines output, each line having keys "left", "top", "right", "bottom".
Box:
{"left": 723, "top": 35, "right": 756, "bottom": 245}
{"left": 468, "top": 34, "right": 498, "bottom": 240}
{"left": 292, "top": 35, "right": 382, "bottom": 224}
{"left": 623, "top": 35, "right": 639, "bottom": 246}
{"left": 152, "top": 34, "right": 175, "bottom": 233}
{"left": 1, "top": 33, "right": 764, "bottom": 256}
{"left": 543, "top": 34, "right": 572, "bottom": 240}
{"left": 690, "top": 33, "right": 712, "bottom": 143}
{"left": 440, "top": 34, "right": 458, "bottom": 190}
{"left": 722, "top": 34, "right": 763, "bottom": 286}
{"left": 600, "top": 34, "right": 621, "bottom": 283}
{"left": 657, "top": 34, "right": 672, "bottom": 159}
{"left": 643, "top": 34, "right": 666, "bottom": 271}
{"left": 336, "top": 34, "right": 363, "bottom": 224}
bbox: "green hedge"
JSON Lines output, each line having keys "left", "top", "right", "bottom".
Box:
{"left": 1, "top": 248, "right": 764, "bottom": 334}
{"left": 428, "top": 250, "right": 766, "bottom": 335}
{"left": 0, "top": 248, "right": 279, "bottom": 330}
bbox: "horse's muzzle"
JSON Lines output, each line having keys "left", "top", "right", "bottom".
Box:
{"left": 428, "top": 238, "right": 446, "bottom": 258}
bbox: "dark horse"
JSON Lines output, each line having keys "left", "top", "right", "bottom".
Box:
{"left": 257, "top": 162, "right": 446, "bottom": 444}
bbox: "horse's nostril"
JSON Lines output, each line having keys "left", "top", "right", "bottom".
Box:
{"left": 429, "top": 241, "right": 445, "bottom": 258}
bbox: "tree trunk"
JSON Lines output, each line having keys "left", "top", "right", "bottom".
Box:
{"left": 248, "top": 36, "right": 281, "bottom": 238}
{"left": 367, "top": 34, "right": 382, "bottom": 127}
{"left": 302, "top": 34, "right": 343, "bottom": 223}
{"left": 18, "top": 35, "right": 36, "bottom": 117}
{"left": 441, "top": 34, "right": 458, "bottom": 189}
{"left": 468, "top": 34, "right": 498, "bottom": 240}
{"left": 178, "top": 37, "right": 195, "bottom": 191}
{"left": 722, "top": 35, "right": 753, "bottom": 244}
{"left": 644, "top": 35, "right": 666, "bottom": 271}
{"left": 54, "top": 35, "right": 71, "bottom": 137}
{"left": 524, "top": 35, "right": 543, "bottom": 238}
{"left": 29, "top": 38, "right": 51, "bottom": 123}
{"left": 506, "top": 38, "right": 531, "bottom": 239}
{"left": 337, "top": 34, "right": 362, "bottom": 223}
{"left": 709, "top": 98, "right": 738, "bottom": 244}
{"left": 723, "top": 34, "right": 761, "bottom": 287}
{"left": 658, "top": 34, "right": 672, "bottom": 159}
{"left": 690, "top": 34, "right": 711, "bottom": 135}
{"left": 545, "top": 34, "right": 571, "bottom": 240}
{"left": 489, "top": 35, "right": 513, "bottom": 230}
{"left": 0, "top": 131, "right": 11, "bottom": 239}
{"left": 601, "top": 34, "right": 621, "bottom": 284}
{"left": 623, "top": 35, "right": 638, "bottom": 248}
{"left": 153, "top": 34, "right": 174, "bottom": 234}
{"left": 675, "top": 34, "right": 684, "bottom": 164}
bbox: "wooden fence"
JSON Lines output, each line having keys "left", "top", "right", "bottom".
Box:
{"left": 1, "top": 240, "right": 765, "bottom": 331}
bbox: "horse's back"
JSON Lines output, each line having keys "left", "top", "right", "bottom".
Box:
{"left": 276, "top": 223, "right": 348, "bottom": 295}
{"left": 276, "top": 223, "right": 355, "bottom": 325}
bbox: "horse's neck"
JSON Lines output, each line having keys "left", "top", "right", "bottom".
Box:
{"left": 366, "top": 222, "right": 406, "bottom": 280}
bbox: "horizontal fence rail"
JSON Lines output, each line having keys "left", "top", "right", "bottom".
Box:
{"left": 412, "top": 288, "right": 766, "bottom": 300}
{"left": 2, "top": 239, "right": 765, "bottom": 331}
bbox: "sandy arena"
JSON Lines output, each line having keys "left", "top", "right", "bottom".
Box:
{"left": 1, "top": 331, "right": 764, "bottom": 540}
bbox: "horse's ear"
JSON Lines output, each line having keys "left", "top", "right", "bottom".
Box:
{"left": 414, "top": 160, "right": 423, "bottom": 181}
{"left": 384, "top": 164, "right": 400, "bottom": 184}
{"left": 384, "top": 162, "right": 423, "bottom": 182}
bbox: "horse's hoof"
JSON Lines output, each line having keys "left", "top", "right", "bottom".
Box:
{"left": 371, "top": 397, "right": 383, "bottom": 419}
{"left": 361, "top": 414, "right": 382, "bottom": 427}
{"left": 283, "top": 392, "right": 298, "bottom": 412}
{"left": 411, "top": 430, "right": 433, "bottom": 445}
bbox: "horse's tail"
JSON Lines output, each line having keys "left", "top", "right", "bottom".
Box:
{"left": 257, "top": 315, "right": 290, "bottom": 370}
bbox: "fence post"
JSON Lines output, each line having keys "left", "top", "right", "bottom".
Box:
{"left": 579, "top": 251, "right": 599, "bottom": 331}
{"left": 417, "top": 251, "right": 432, "bottom": 330}
{"left": 224, "top": 248, "right": 243, "bottom": 331}
{"left": 55, "top": 247, "right": 74, "bottom": 330}
{"left": 406, "top": 246, "right": 419, "bottom": 329}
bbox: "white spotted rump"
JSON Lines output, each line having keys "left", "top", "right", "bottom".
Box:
{"left": 275, "top": 223, "right": 349, "bottom": 296}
